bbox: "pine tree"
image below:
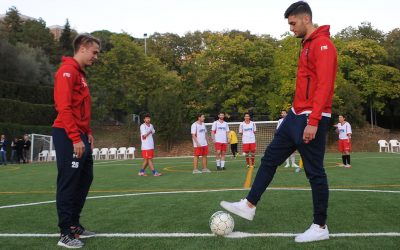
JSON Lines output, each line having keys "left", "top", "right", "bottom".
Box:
{"left": 59, "top": 19, "right": 73, "bottom": 56}
{"left": 1, "top": 6, "right": 23, "bottom": 44}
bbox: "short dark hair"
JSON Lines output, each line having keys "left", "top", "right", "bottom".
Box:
{"left": 143, "top": 113, "right": 151, "bottom": 118}
{"left": 73, "top": 33, "right": 101, "bottom": 53}
{"left": 284, "top": 1, "right": 312, "bottom": 19}
{"left": 197, "top": 113, "right": 204, "bottom": 119}
{"left": 244, "top": 112, "right": 250, "bottom": 116}
{"left": 218, "top": 111, "right": 225, "bottom": 115}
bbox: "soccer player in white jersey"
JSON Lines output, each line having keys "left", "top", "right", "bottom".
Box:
{"left": 191, "top": 114, "right": 211, "bottom": 174}
{"left": 335, "top": 115, "right": 352, "bottom": 168}
{"left": 138, "top": 114, "right": 162, "bottom": 176}
{"left": 277, "top": 110, "right": 300, "bottom": 171}
{"left": 239, "top": 113, "right": 257, "bottom": 168}
{"left": 211, "top": 112, "right": 230, "bottom": 170}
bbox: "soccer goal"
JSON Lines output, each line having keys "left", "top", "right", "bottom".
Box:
{"left": 204, "top": 121, "right": 278, "bottom": 155}
{"left": 30, "top": 134, "right": 54, "bottom": 162}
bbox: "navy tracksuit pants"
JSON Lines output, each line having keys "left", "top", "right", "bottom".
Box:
{"left": 246, "top": 110, "right": 330, "bottom": 226}
{"left": 52, "top": 128, "right": 93, "bottom": 235}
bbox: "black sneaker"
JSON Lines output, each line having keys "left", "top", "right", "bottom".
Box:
{"left": 216, "top": 166, "right": 222, "bottom": 171}
{"left": 71, "top": 226, "right": 96, "bottom": 239}
{"left": 57, "top": 234, "right": 84, "bottom": 248}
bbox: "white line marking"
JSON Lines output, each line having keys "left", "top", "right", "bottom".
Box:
{"left": 0, "top": 232, "right": 399, "bottom": 238}
{"left": 1, "top": 188, "right": 399, "bottom": 209}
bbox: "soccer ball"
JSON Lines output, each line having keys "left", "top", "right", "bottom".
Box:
{"left": 209, "top": 211, "right": 234, "bottom": 236}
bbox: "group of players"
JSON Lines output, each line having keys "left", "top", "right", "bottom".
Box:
{"left": 137, "top": 110, "right": 353, "bottom": 176}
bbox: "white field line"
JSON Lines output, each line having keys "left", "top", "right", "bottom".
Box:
{"left": 1, "top": 188, "right": 399, "bottom": 210}
{"left": 0, "top": 232, "right": 399, "bottom": 238}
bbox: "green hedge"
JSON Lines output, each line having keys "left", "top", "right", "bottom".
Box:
{"left": 0, "top": 122, "right": 52, "bottom": 138}
{"left": 0, "top": 98, "right": 56, "bottom": 125}
{"left": 0, "top": 79, "right": 53, "bottom": 104}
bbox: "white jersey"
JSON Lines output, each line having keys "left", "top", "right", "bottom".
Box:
{"left": 191, "top": 122, "right": 208, "bottom": 147}
{"left": 276, "top": 118, "right": 284, "bottom": 129}
{"left": 212, "top": 120, "right": 229, "bottom": 143}
{"left": 239, "top": 121, "right": 256, "bottom": 144}
{"left": 337, "top": 122, "right": 352, "bottom": 140}
{"left": 140, "top": 123, "right": 155, "bottom": 150}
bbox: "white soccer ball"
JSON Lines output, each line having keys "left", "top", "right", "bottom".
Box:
{"left": 209, "top": 211, "right": 234, "bottom": 236}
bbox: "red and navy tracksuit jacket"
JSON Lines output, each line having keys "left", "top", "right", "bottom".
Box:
{"left": 292, "top": 25, "right": 337, "bottom": 126}
{"left": 53, "top": 57, "right": 92, "bottom": 144}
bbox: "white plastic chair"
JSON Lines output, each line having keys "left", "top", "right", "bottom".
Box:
{"left": 92, "top": 148, "right": 100, "bottom": 160}
{"left": 117, "top": 147, "right": 127, "bottom": 159}
{"left": 389, "top": 139, "right": 400, "bottom": 153}
{"left": 378, "top": 140, "right": 389, "bottom": 152}
{"left": 126, "top": 147, "right": 136, "bottom": 159}
{"left": 38, "top": 150, "right": 49, "bottom": 161}
{"left": 108, "top": 148, "right": 117, "bottom": 159}
{"left": 99, "top": 148, "right": 109, "bottom": 160}
{"left": 50, "top": 150, "right": 56, "bottom": 161}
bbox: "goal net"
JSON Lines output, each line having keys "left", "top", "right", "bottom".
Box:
{"left": 204, "top": 121, "right": 278, "bottom": 155}
{"left": 30, "top": 134, "right": 54, "bottom": 162}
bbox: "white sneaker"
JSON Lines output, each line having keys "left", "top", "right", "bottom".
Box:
{"left": 192, "top": 169, "right": 202, "bottom": 174}
{"left": 284, "top": 164, "right": 290, "bottom": 168}
{"left": 202, "top": 168, "right": 211, "bottom": 173}
{"left": 295, "top": 167, "right": 301, "bottom": 173}
{"left": 345, "top": 164, "right": 352, "bottom": 168}
{"left": 220, "top": 198, "right": 256, "bottom": 221}
{"left": 292, "top": 164, "right": 300, "bottom": 168}
{"left": 295, "top": 224, "right": 329, "bottom": 243}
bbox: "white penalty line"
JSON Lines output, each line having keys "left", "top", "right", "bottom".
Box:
{"left": 0, "top": 232, "right": 399, "bottom": 238}
{"left": 1, "top": 187, "right": 400, "bottom": 209}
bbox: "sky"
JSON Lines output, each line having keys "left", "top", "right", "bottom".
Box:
{"left": 0, "top": 0, "right": 399, "bottom": 39}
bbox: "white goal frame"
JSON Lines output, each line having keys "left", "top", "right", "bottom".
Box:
{"left": 204, "top": 121, "right": 278, "bottom": 155}
{"left": 30, "top": 133, "right": 53, "bottom": 162}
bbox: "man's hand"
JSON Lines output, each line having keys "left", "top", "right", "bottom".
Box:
{"left": 88, "top": 134, "right": 94, "bottom": 150}
{"left": 303, "top": 125, "right": 318, "bottom": 144}
{"left": 73, "top": 141, "right": 85, "bottom": 159}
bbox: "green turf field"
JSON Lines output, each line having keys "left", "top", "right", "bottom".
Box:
{"left": 0, "top": 152, "right": 399, "bottom": 249}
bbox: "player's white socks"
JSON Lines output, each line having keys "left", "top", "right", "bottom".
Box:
{"left": 290, "top": 154, "right": 296, "bottom": 166}
{"left": 221, "top": 161, "right": 225, "bottom": 168}
{"left": 216, "top": 159, "right": 221, "bottom": 167}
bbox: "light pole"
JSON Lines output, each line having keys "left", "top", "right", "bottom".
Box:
{"left": 144, "top": 33, "right": 147, "bottom": 56}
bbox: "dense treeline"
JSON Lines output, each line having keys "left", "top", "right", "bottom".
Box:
{"left": 1, "top": 6, "right": 399, "bottom": 146}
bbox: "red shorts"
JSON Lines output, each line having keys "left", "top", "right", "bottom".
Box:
{"left": 338, "top": 139, "right": 351, "bottom": 152}
{"left": 141, "top": 149, "right": 154, "bottom": 159}
{"left": 215, "top": 143, "right": 227, "bottom": 152}
{"left": 194, "top": 146, "right": 208, "bottom": 156}
{"left": 243, "top": 143, "right": 256, "bottom": 152}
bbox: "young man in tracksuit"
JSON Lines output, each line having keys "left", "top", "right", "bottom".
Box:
{"left": 221, "top": 1, "right": 337, "bottom": 243}
{"left": 53, "top": 33, "right": 100, "bottom": 248}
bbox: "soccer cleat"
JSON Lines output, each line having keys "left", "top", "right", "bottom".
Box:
{"left": 284, "top": 164, "right": 290, "bottom": 168}
{"left": 138, "top": 172, "right": 148, "bottom": 176}
{"left": 153, "top": 172, "right": 162, "bottom": 176}
{"left": 216, "top": 166, "right": 222, "bottom": 171}
{"left": 71, "top": 226, "right": 95, "bottom": 239}
{"left": 220, "top": 198, "right": 256, "bottom": 221}
{"left": 295, "top": 223, "right": 329, "bottom": 243}
{"left": 57, "top": 234, "right": 84, "bottom": 248}
{"left": 202, "top": 168, "right": 211, "bottom": 173}
{"left": 295, "top": 167, "right": 301, "bottom": 173}
{"left": 222, "top": 167, "right": 226, "bottom": 170}
{"left": 292, "top": 164, "right": 300, "bottom": 168}
{"left": 192, "top": 169, "right": 202, "bottom": 174}
{"left": 345, "top": 164, "right": 352, "bottom": 168}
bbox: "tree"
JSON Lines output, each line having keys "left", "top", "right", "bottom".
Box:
{"left": 385, "top": 28, "right": 400, "bottom": 69}
{"left": 59, "top": 19, "right": 73, "bottom": 56}
{"left": 0, "top": 6, "right": 23, "bottom": 44}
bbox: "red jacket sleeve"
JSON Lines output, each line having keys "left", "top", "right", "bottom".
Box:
{"left": 54, "top": 67, "right": 82, "bottom": 144}
{"left": 308, "top": 39, "right": 337, "bottom": 126}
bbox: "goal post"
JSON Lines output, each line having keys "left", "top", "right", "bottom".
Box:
{"left": 204, "top": 121, "right": 278, "bottom": 156}
{"left": 30, "top": 133, "right": 53, "bottom": 162}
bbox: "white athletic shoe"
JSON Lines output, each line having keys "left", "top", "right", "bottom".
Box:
{"left": 220, "top": 198, "right": 256, "bottom": 221}
{"left": 202, "top": 168, "right": 211, "bottom": 173}
{"left": 345, "top": 164, "right": 352, "bottom": 168}
{"left": 192, "top": 169, "right": 202, "bottom": 174}
{"left": 284, "top": 164, "right": 290, "bottom": 168}
{"left": 295, "top": 167, "right": 301, "bottom": 173}
{"left": 295, "top": 223, "right": 329, "bottom": 243}
{"left": 292, "top": 164, "right": 300, "bottom": 168}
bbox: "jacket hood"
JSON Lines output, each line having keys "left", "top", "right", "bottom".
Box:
{"left": 305, "top": 25, "right": 331, "bottom": 41}
{"left": 61, "top": 56, "right": 83, "bottom": 72}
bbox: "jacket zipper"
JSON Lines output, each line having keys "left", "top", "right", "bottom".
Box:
{"left": 306, "top": 76, "right": 310, "bottom": 99}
